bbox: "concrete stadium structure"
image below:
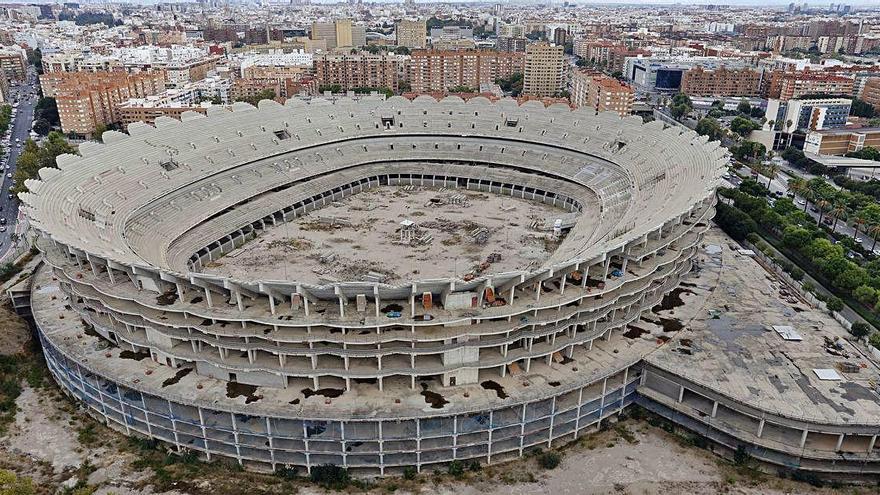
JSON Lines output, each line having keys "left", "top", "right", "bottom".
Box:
{"left": 23, "top": 96, "right": 730, "bottom": 476}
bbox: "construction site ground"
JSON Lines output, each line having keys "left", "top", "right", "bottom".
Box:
{"left": 203, "top": 186, "right": 575, "bottom": 284}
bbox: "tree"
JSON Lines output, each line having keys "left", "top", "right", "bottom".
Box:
{"left": 0, "top": 469, "right": 35, "bottom": 494}
{"left": 714, "top": 203, "right": 758, "bottom": 241}
{"left": 695, "top": 117, "right": 723, "bottom": 142}
{"left": 736, "top": 99, "right": 751, "bottom": 115}
{"left": 393, "top": 46, "right": 410, "bottom": 55}
{"left": 853, "top": 287, "right": 878, "bottom": 309}
{"left": 730, "top": 116, "right": 760, "bottom": 137}
{"left": 764, "top": 163, "right": 779, "bottom": 189}
{"left": 731, "top": 141, "right": 766, "bottom": 163}
{"left": 31, "top": 118, "right": 51, "bottom": 136}
{"left": 850, "top": 321, "right": 871, "bottom": 339}
{"left": 826, "top": 296, "right": 844, "bottom": 312}
{"left": 34, "top": 97, "right": 60, "bottom": 127}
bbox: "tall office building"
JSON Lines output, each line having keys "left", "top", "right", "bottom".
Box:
{"left": 523, "top": 42, "right": 564, "bottom": 97}
{"left": 396, "top": 19, "right": 426, "bottom": 49}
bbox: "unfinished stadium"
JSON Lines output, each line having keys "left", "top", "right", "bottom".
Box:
{"left": 26, "top": 95, "right": 871, "bottom": 478}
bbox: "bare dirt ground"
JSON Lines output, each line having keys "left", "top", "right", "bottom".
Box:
{"left": 203, "top": 186, "right": 576, "bottom": 284}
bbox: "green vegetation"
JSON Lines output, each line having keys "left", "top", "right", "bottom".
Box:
{"left": 843, "top": 146, "right": 880, "bottom": 162}
{"left": 448, "top": 85, "right": 475, "bottom": 93}
{"left": 309, "top": 464, "right": 350, "bottom": 489}
{"left": 33, "top": 97, "right": 60, "bottom": 136}
{"left": 781, "top": 146, "right": 828, "bottom": 175}
{"left": 0, "top": 469, "right": 35, "bottom": 494}
{"left": 11, "top": 132, "right": 76, "bottom": 195}
{"left": 729, "top": 115, "right": 760, "bottom": 137}
{"left": 716, "top": 179, "right": 880, "bottom": 335}
{"left": 235, "top": 89, "right": 276, "bottom": 106}
{"left": 495, "top": 72, "right": 523, "bottom": 97}
{"left": 537, "top": 451, "right": 562, "bottom": 469}
{"left": 669, "top": 93, "right": 692, "bottom": 121}
{"left": 0, "top": 105, "right": 12, "bottom": 135}
{"left": 0, "top": 351, "right": 47, "bottom": 436}
{"left": 695, "top": 117, "right": 723, "bottom": 142}
{"left": 730, "top": 140, "right": 766, "bottom": 163}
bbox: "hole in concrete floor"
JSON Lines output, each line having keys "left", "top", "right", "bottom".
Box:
{"left": 680, "top": 338, "right": 693, "bottom": 347}
{"left": 420, "top": 383, "right": 449, "bottom": 409}
{"left": 302, "top": 388, "right": 345, "bottom": 399}
{"left": 652, "top": 287, "right": 695, "bottom": 313}
{"left": 190, "top": 296, "right": 203, "bottom": 304}
{"left": 560, "top": 355, "right": 575, "bottom": 365}
{"left": 156, "top": 291, "right": 178, "bottom": 306}
{"left": 119, "top": 350, "right": 150, "bottom": 361}
{"left": 623, "top": 325, "right": 648, "bottom": 339}
{"left": 289, "top": 398, "right": 300, "bottom": 405}
{"left": 201, "top": 319, "right": 214, "bottom": 326}
{"left": 481, "top": 380, "right": 508, "bottom": 399}
{"left": 548, "top": 381, "right": 561, "bottom": 387}
{"left": 658, "top": 317, "right": 683, "bottom": 332}
{"left": 380, "top": 303, "right": 404, "bottom": 313}
{"left": 675, "top": 347, "right": 693, "bottom": 355}
{"left": 162, "top": 367, "right": 192, "bottom": 387}
{"left": 227, "top": 382, "right": 262, "bottom": 403}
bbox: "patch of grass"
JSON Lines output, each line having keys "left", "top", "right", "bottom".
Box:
{"left": 76, "top": 423, "right": 98, "bottom": 447}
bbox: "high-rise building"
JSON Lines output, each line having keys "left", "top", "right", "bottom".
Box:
{"left": 680, "top": 67, "right": 762, "bottom": 97}
{"left": 396, "top": 19, "right": 426, "bottom": 50}
{"left": 571, "top": 72, "right": 634, "bottom": 116}
{"left": 311, "top": 20, "right": 365, "bottom": 50}
{"left": 313, "top": 53, "right": 405, "bottom": 92}
{"left": 407, "top": 49, "right": 524, "bottom": 93}
{"left": 523, "top": 42, "right": 564, "bottom": 97}
{"left": 43, "top": 70, "right": 167, "bottom": 135}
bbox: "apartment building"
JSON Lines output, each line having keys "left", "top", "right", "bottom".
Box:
{"left": 407, "top": 50, "right": 524, "bottom": 93}
{"left": 680, "top": 66, "right": 762, "bottom": 97}
{"left": 570, "top": 72, "right": 633, "bottom": 116}
{"left": 117, "top": 99, "right": 209, "bottom": 128}
{"left": 45, "top": 71, "right": 167, "bottom": 135}
{"left": 311, "top": 20, "right": 366, "bottom": 50}
{"left": 496, "top": 36, "right": 527, "bottom": 53}
{"left": 0, "top": 47, "right": 26, "bottom": 82}
{"left": 313, "top": 53, "right": 404, "bottom": 91}
{"left": 523, "top": 42, "right": 564, "bottom": 97}
{"left": 396, "top": 19, "right": 426, "bottom": 50}
{"left": 765, "top": 70, "right": 855, "bottom": 100}
{"left": 863, "top": 77, "right": 880, "bottom": 111}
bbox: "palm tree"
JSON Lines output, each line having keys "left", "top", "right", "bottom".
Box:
{"left": 869, "top": 223, "right": 880, "bottom": 252}
{"left": 830, "top": 202, "right": 847, "bottom": 232}
{"left": 853, "top": 214, "right": 867, "bottom": 241}
{"left": 816, "top": 199, "right": 830, "bottom": 226}
{"left": 765, "top": 163, "right": 779, "bottom": 189}
{"left": 787, "top": 177, "right": 809, "bottom": 211}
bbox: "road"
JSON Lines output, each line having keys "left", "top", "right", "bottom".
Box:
{"left": 0, "top": 68, "right": 38, "bottom": 261}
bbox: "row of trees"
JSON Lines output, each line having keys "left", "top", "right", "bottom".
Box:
{"left": 11, "top": 132, "right": 76, "bottom": 196}
{"left": 717, "top": 182, "right": 880, "bottom": 323}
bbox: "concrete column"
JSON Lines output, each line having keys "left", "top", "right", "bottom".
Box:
{"left": 835, "top": 433, "right": 845, "bottom": 451}
{"left": 868, "top": 435, "right": 876, "bottom": 454}
{"left": 677, "top": 384, "right": 685, "bottom": 403}
{"left": 800, "top": 429, "right": 809, "bottom": 449}
{"left": 756, "top": 419, "right": 765, "bottom": 438}
{"left": 711, "top": 401, "right": 718, "bottom": 418}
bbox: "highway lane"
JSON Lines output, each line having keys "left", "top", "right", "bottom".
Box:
{"left": 0, "top": 68, "right": 38, "bottom": 259}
